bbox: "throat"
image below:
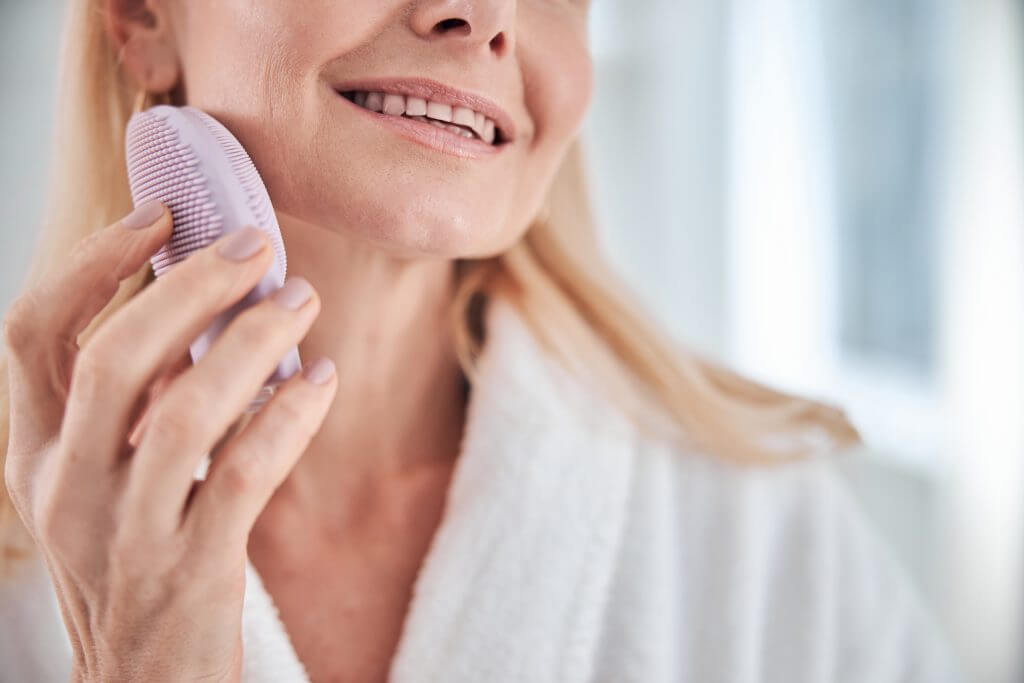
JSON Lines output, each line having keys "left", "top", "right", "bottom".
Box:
{"left": 250, "top": 456, "right": 458, "bottom": 563}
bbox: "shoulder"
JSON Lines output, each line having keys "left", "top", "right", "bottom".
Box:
{"left": 0, "top": 552, "right": 73, "bottom": 681}
{"left": 630, "top": 434, "right": 964, "bottom": 682}
{"left": 477, "top": 299, "right": 962, "bottom": 679}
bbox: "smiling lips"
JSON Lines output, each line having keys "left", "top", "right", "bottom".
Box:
{"left": 339, "top": 90, "right": 502, "bottom": 145}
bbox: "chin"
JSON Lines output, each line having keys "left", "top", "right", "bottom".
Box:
{"left": 241, "top": 103, "right": 541, "bottom": 260}
{"left": 270, "top": 177, "right": 530, "bottom": 260}
{"left": 369, "top": 201, "right": 533, "bottom": 259}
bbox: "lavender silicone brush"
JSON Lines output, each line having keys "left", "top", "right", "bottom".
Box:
{"left": 125, "top": 105, "right": 300, "bottom": 412}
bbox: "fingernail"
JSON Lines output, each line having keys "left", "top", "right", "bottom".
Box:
{"left": 122, "top": 200, "right": 164, "bottom": 229}
{"left": 302, "top": 357, "right": 335, "bottom": 385}
{"left": 217, "top": 226, "right": 267, "bottom": 261}
{"left": 272, "top": 277, "right": 314, "bottom": 311}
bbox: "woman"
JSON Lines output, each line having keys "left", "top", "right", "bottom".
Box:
{"left": 0, "top": 1, "right": 960, "bottom": 681}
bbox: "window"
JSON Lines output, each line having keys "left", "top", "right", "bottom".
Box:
{"left": 821, "top": 0, "right": 946, "bottom": 376}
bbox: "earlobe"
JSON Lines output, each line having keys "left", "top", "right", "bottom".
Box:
{"left": 105, "top": 0, "right": 162, "bottom": 51}
{"left": 105, "top": 0, "right": 179, "bottom": 93}
{"left": 119, "top": 40, "right": 179, "bottom": 94}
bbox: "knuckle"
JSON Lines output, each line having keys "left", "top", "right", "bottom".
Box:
{"left": 197, "top": 245, "right": 265, "bottom": 300}
{"left": 72, "top": 229, "right": 114, "bottom": 272}
{"left": 4, "top": 456, "right": 27, "bottom": 506}
{"left": 69, "top": 235, "right": 121, "bottom": 297}
{"left": 70, "top": 345, "right": 126, "bottom": 401}
{"left": 2, "top": 293, "right": 40, "bottom": 353}
{"left": 273, "top": 393, "right": 318, "bottom": 443}
{"left": 83, "top": 271, "right": 121, "bottom": 313}
{"left": 3, "top": 463, "right": 30, "bottom": 524}
{"left": 30, "top": 458, "right": 79, "bottom": 547}
{"left": 34, "top": 492, "right": 65, "bottom": 547}
{"left": 231, "top": 314, "right": 271, "bottom": 356}
{"left": 145, "top": 395, "right": 208, "bottom": 449}
{"left": 216, "top": 460, "right": 263, "bottom": 498}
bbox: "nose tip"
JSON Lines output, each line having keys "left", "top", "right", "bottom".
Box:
{"left": 410, "top": 1, "right": 513, "bottom": 58}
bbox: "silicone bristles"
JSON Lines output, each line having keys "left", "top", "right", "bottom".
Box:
{"left": 124, "top": 106, "right": 287, "bottom": 281}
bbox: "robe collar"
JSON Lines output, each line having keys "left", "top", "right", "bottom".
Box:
{"left": 241, "top": 297, "right": 638, "bottom": 682}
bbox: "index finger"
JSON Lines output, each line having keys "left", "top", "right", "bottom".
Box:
{"left": 42, "top": 201, "right": 172, "bottom": 347}
{"left": 2, "top": 200, "right": 172, "bottom": 449}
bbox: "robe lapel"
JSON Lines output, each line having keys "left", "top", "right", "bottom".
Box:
{"left": 241, "top": 558, "right": 313, "bottom": 681}
{"left": 240, "top": 298, "right": 637, "bottom": 683}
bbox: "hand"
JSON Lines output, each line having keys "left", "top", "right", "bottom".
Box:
{"left": 3, "top": 201, "right": 338, "bottom": 682}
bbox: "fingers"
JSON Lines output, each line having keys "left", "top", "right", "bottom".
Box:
{"left": 127, "top": 349, "right": 192, "bottom": 449}
{"left": 3, "top": 201, "right": 171, "bottom": 468}
{"left": 185, "top": 356, "right": 338, "bottom": 550}
{"left": 124, "top": 275, "right": 322, "bottom": 532}
{"left": 62, "top": 226, "right": 275, "bottom": 465}
{"left": 3, "top": 201, "right": 172, "bottom": 362}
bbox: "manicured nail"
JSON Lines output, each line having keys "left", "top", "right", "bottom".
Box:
{"left": 302, "top": 357, "right": 335, "bottom": 385}
{"left": 217, "top": 226, "right": 267, "bottom": 261}
{"left": 272, "top": 277, "right": 314, "bottom": 311}
{"left": 122, "top": 200, "right": 164, "bottom": 229}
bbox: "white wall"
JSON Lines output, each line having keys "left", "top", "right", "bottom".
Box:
{"left": 937, "top": 1, "right": 1024, "bottom": 680}
{"left": 584, "top": 1, "right": 1024, "bottom": 680}
{"left": 584, "top": 0, "right": 728, "bottom": 359}
{"left": 0, "top": 0, "right": 64, "bottom": 304}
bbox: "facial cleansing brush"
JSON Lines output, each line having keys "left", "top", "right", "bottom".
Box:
{"left": 124, "top": 105, "right": 300, "bottom": 412}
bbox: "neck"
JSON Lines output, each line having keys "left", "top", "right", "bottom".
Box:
{"left": 253, "top": 212, "right": 469, "bottom": 536}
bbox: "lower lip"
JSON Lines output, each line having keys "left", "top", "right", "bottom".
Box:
{"left": 333, "top": 91, "right": 503, "bottom": 160}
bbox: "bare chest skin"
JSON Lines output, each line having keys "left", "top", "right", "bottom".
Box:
{"left": 252, "top": 546, "right": 424, "bottom": 683}
{"left": 247, "top": 473, "right": 453, "bottom": 683}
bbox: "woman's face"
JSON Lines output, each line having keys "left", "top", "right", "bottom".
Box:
{"left": 159, "top": 0, "right": 593, "bottom": 259}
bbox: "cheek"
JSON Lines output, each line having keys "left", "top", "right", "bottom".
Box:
{"left": 523, "top": 26, "right": 594, "bottom": 147}
{"left": 176, "top": 0, "right": 401, "bottom": 109}
{"left": 169, "top": 1, "right": 594, "bottom": 260}
{"left": 505, "top": 20, "right": 593, "bottom": 234}
{"left": 172, "top": 3, "right": 387, "bottom": 225}
{"left": 173, "top": 4, "right": 302, "bottom": 123}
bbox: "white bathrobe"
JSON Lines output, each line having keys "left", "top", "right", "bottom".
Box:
{"left": 1, "top": 298, "right": 963, "bottom": 683}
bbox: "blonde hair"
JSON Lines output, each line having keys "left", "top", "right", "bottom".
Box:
{"left": 0, "top": 1, "right": 860, "bottom": 573}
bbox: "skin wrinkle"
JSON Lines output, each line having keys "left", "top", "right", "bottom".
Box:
{"left": 112, "top": 2, "right": 592, "bottom": 676}
{"left": 121, "top": 0, "right": 589, "bottom": 534}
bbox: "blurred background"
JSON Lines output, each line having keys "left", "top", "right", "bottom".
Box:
{"left": 1, "top": 1, "right": 1022, "bottom": 681}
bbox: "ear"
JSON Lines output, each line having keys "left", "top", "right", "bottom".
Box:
{"left": 105, "top": 0, "right": 180, "bottom": 93}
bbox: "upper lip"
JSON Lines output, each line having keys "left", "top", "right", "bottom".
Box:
{"left": 331, "top": 76, "right": 517, "bottom": 143}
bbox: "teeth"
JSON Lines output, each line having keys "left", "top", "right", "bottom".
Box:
{"left": 425, "top": 101, "right": 453, "bottom": 122}
{"left": 364, "top": 92, "right": 384, "bottom": 112}
{"left": 406, "top": 96, "right": 428, "bottom": 116}
{"left": 426, "top": 118, "right": 475, "bottom": 138}
{"left": 346, "top": 90, "right": 500, "bottom": 144}
{"left": 407, "top": 116, "right": 474, "bottom": 139}
{"left": 382, "top": 93, "right": 405, "bottom": 115}
{"left": 452, "top": 106, "right": 476, "bottom": 128}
